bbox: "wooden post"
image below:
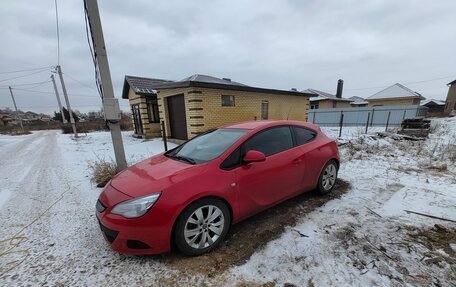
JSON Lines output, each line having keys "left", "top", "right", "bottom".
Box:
{"left": 385, "top": 111, "right": 391, "bottom": 132}
{"left": 402, "top": 110, "right": 407, "bottom": 121}
{"left": 161, "top": 121, "right": 168, "bottom": 151}
{"left": 312, "top": 111, "right": 316, "bottom": 124}
{"left": 338, "top": 112, "right": 344, "bottom": 138}
{"left": 365, "top": 112, "right": 370, "bottom": 133}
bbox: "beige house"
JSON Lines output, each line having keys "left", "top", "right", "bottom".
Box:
{"left": 303, "top": 89, "right": 353, "bottom": 109}
{"left": 444, "top": 79, "right": 456, "bottom": 115}
{"left": 366, "top": 83, "right": 424, "bottom": 106}
{"left": 121, "top": 76, "right": 173, "bottom": 138}
{"left": 122, "top": 74, "right": 312, "bottom": 140}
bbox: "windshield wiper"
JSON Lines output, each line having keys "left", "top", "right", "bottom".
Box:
{"left": 168, "top": 154, "right": 196, "bottom": 165}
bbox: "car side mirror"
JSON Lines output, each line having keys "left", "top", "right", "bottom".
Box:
{"left": 243, "top": 150, "right": 266, "bottom": 163}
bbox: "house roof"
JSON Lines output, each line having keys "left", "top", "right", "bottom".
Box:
{"left": 303, "top": 88, "right": 352, "bottom": 102}
{"left": 447, "top": 79, "right": 456, "bottom": 86}
{"left": 154, "top": 74, "right": 312, "bottom": 97}
{"left": 121, "top": 75, "right": 173, "bottom": 99}
{"left": 367, "top": 83, "right": 425, "bottom": 100}
{"left": 421, "top": 99, "right": 446, "bottom": 106}
{"left": 179, "top": 74, "right": 248, "bottom": 87}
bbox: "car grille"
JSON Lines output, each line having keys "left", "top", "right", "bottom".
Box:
{"left": 98, "top": 220, "right": 119, "bottom": 243}
{"left": 96, "top": 199, "right": 106, "bottom": 213}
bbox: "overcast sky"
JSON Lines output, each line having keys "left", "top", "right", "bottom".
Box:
{"left": 1, "top": 0, "right": 455, "bottom": 114}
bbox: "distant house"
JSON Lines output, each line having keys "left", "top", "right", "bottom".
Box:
{"left": 303, "top": 89, "right": 352, "bottom": 109}
{"left": 366, "top": 83, "right": 425, "bottom": 106}
{"left": 348, "top": 96, "right": 368, "bottom": 107}
{"left": 303, "top": 79, "right": 353, "bottom": 109}
{"left": 420, "top": 99, "right": 445, "bottom": 115}
{"left": 0, "top": 113, "right": 14, "bottom": 126}
{"left": 444, "top": 79, "right": 456, "bottom": 115}
{"left": 122, "top": 74, "right": 312, "bottom": 140}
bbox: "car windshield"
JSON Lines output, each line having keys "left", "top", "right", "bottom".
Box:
{"left": 166, "top": 128, "right": 248, "bottom": 164}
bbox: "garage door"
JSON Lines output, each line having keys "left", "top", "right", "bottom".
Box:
{"left": 167, "top": 94, "right": 188, "bottom": 140}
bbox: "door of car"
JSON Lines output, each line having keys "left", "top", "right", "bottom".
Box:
{"left": 235, "top": 126, "right": 305, "bottom": 219}
{"left": 291, "top": 125, "right": 323, "bottom": 190}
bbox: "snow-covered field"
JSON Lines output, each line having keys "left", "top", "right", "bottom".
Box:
{"left": 0, "top": 119, "right": 455, "bottom": 286}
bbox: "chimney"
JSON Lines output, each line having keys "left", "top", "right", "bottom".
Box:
{"left": 222, "top": 78, "right": 231, "bottom": 82}
{"left": 336, "top": 79, "right": 344, "bottom": 98}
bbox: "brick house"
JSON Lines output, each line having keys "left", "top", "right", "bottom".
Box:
{"left": 366, "top": 83, "right": 425, "bottom": 106}
{"left": 122, "top": 74, "right": 312, "bottom": 140}
{"left": 121, "top": 75, "right": 173, "bottom": 137}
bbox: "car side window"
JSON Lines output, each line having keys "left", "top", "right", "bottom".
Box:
{"left": 243, "top": 126, "right": 294, "bottom": 157}
{"left": 292, "top": 126, "right": 317, "bottom": 146}
{"left": 220, "top": 147, "right": 241, "bottom": 170}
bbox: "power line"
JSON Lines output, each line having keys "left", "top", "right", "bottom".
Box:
{"left": 84, "top": 2, "right": 103, "bottom": 99}
{"left": 0, "top": 79, "right": 52, "bottom": 88}
{"left": 54, "top": 0, "right": 60, "bottom": 65}
{"left": 0, "top": 66, "right": 52, "bottom": 75}
{"left": 62, "top": 72, "right": 98, "bottom": 91}
{"left": 9, "top": 88, "right": 99, "bottom": 98}
{"left": 0, "top": 69, "right": 51, "bottom": 83}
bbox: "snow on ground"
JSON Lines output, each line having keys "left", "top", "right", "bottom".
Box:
{"left": 0, "top": 119, "right": 455, "bottom": 286}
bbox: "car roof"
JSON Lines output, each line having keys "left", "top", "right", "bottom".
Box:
{"left": 222, "top": 120, "right": 319, "bottom": 131}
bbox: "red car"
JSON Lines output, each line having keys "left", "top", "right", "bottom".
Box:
{"left": 96, "top": 120, "right": 340, "bottom": 255}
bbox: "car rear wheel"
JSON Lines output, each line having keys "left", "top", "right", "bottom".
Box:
{"left": 317, "top": 160, "right": 338, "bottom": 195}
{"left": 174, "top": 198, "right": 230, "bottom": 256}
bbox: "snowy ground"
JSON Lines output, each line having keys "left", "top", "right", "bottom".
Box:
{"left": 0, "top": 119, "right": 455, "bottom": 286}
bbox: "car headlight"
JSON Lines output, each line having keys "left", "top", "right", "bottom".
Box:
{"left": 111, "top": 193, "right": 161, "bottom": 218}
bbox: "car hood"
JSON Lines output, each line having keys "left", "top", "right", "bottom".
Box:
{"left": 110, "top": 154, "right": 206, "bottom": 198}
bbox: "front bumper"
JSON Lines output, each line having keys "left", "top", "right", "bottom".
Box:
{"left": 95, "top": 185, "right": 173, "bottom": 255}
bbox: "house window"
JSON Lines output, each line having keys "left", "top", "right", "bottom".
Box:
{"left": 146, "top": 98, "right": 160, "bottom": 123}
{"left": 332, "top": 101, "right": 337, "bottom": 108}
{"left": 221, "top": 95, "right": 235, "bottom": 106}
{"left": 310, "top": 104, "right": 319, "bottom": 109}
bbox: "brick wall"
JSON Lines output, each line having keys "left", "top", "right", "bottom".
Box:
{"left": 158, "top": 87, "right": 309, "bottom": 139}
{"left": 127, "top": 88, "right": 160, "bottom": 138}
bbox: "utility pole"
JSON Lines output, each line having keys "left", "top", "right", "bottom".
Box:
{"left": 8, "top": 86, "right": 24, "bottom": 131}
{"left": 51, "top": 74, "right": 68, "bottom": 123}
{"left": 56, "top": 65, "right": 77, "bottom": 137}
{"left": 84, "top": 0, "right": 127, "bottom": 170}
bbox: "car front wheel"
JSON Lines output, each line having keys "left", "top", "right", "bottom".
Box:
{"left": 174, "top": 198, "right": 230, "bottom": 256}
{"left": 317, "top": 160, "right": 338, "bottom": 195}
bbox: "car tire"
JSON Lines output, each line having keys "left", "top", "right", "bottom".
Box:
{"left": 317, "top": 160, "right": 338, "bottom": 195}
{"left": 174, "top": 198, "right": 231, "bottom": 256}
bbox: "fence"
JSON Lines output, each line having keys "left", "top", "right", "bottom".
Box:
{"left": 308, "top": 105, "right": 428, "bottom": 128}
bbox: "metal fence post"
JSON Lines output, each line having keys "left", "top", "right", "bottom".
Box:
{"left": 338, "top": 112, "right": 344, "bottom": 137}
{"left": 161, "top": 121, "right": 168, "bottom": 151}
{"left": 365, "top": 112, "right": 370, "bottom": 133}
{"left": 370, "top": 109, "right": 375, "bottom": 127}
{"left": 385, "top": 111, "right": 391, "bottom": 132}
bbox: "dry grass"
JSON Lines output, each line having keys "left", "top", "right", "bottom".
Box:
{"left": 88, "top": 158, "right": 118, "bottom": 187}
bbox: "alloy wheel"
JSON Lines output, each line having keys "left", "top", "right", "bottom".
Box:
{"left": 322, "top": 163, "right": 337, "bottom": 190}
{"left": 184, "top": 205, "right": 225, "bottom": 249}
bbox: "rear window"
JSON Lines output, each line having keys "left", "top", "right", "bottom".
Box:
{"left": 292, "top": 126, "right": 317, "bottom": 146}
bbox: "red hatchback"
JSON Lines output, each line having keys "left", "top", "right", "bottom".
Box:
{"left": 96, "top": 120, "right": 340, "bottom": 255}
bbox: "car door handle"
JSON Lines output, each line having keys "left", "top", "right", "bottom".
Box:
{"left": 292, "top": 159, "right": 301, "bottom": 165}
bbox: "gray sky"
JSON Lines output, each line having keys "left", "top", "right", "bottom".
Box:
{"left": 1, "top": 0, "right": 455, "bottom": 114}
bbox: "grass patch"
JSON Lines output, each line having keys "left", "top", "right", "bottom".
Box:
{"left": 88, "top": 158, "right": 118, "bottom": 187}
